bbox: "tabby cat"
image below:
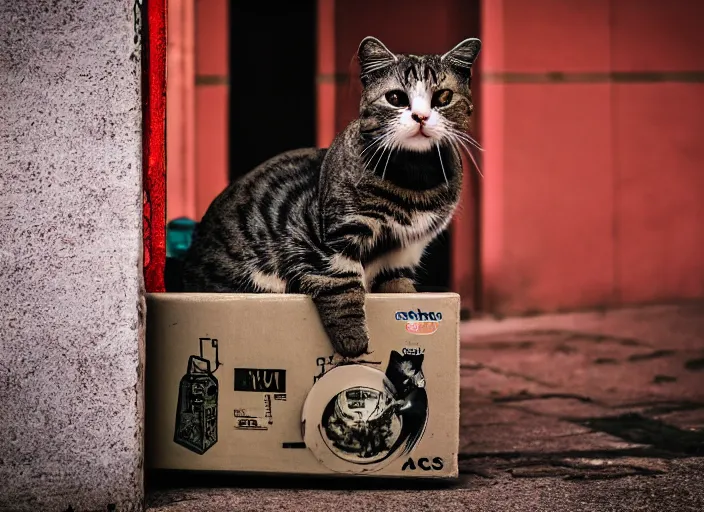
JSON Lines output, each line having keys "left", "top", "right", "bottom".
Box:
{"left": 182, "top": 36, "right": 481, "bottom": 358}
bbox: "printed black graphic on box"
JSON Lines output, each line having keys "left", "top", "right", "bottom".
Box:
{"left": 313, "top": 354, "right": 382, "bottom": 384}
{"left": 313, "top": 354, "right": 335, "bottom": 383}
{"left": 318, "top": 350, "right": 428, "bottom": 465}
{"left": 402, "top": 346, "right": 425, "bottom": 356}
{"left": 174, "top": 337, "right": 222, "bottom": 455}
{"left": 402, "top": 456, "right": 444, "bottom": 471}
{"left": 234, "top": 368, "right": 286, "bottom": 393}
{"left": 264, "top": 393, "right": 273, "bottom": 425}
{"left": 233, "top": 394, "right": 274, "bottom": 431}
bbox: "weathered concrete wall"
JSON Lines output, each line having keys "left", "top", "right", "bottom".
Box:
{"left": 0, "top": 1, "right": 144, "bottom": 511}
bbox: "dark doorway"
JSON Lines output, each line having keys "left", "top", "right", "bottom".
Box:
{"left": 226, "top": 1, "right": 453, "bottom": 292}
{"left": 416, "top": 235, "right": 452, "bottom": 293}
{"left": 228, "top": 2, "right": 317, "bottom": 181}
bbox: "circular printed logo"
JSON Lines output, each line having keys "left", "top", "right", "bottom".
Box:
{"left": 320, "top": 386, "right": 403, "bottom": 463}
{"left": 302, "top": 361, "right": 428, "bottom": 474}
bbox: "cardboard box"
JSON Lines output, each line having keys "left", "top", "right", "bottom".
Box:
{"left": 146, "top": 292, "right": 460, "bottom": 478}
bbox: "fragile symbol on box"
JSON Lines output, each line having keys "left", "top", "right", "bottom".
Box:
{"left": 174, "top": 337, "right": 222, "bottom": 455}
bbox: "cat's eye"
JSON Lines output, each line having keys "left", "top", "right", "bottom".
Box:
{"left": 431, "top": 89, "right": 453, "bottom": 108}
{"left": 385, "top": 90, "right": 410, "bottom": 108}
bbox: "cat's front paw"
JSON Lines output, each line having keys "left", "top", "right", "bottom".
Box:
{"left": 335, "top": 324, "right": 370, "bottom": 359}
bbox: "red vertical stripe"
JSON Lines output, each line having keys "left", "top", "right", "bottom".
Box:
{"left": 317, "top": 0, "right": 336, "bottom": 148}
{"left": 143, "top": 0, "right": 167, "bottom": 293}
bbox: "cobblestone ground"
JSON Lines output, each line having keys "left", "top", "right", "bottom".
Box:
{"left": 148, "top": 302, "right": 704, "bottom": 512}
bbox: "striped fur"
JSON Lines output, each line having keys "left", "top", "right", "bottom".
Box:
{"left": 182, "top": 37, "right": 481, "bottom": 358}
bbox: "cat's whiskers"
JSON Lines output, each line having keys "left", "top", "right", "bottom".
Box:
{"left": 451, "top": 136, "right": 484, "bottom": 179}
{"left": 371, "top": 142, "right": 390, "bottom": 178}
{"left": 357, "top": 133, "right": 392, "bottom": 187}
{"left": 466, "top": 134, "right": 483, "bottom": 151}
{"left": 456, "top": 128, "right": 483, "bottom": 149}
{"left": 435, "top": 142, "right": 449, "bottom": 186}
{"left": 445, "top": 121, "right": 482, "bottom": 148}
{"left": 366, "top": 136, "right": 391, "bottom": 171}
{"left": 360, "top": 132, "right": 389, "bottom": 157}
{"left": 453, "top": 133, "right": 483, "bottom": 152}
{"left": 380, "top": 142, "right": 396, "bottom": 181}
{"left": 448, "top": 126, "right": 484, "bottom": 151}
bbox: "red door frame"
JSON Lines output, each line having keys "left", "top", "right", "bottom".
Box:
{"left": 143, "top": 0, "right": 167, "bottom": 293}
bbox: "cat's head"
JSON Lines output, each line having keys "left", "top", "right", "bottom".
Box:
{"left": 357, "top": 37, "right": 481, "bottom": 153}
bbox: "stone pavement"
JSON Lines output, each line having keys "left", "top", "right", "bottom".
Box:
{"left": 147, "top": 302, "right": 704, "bottom": 511}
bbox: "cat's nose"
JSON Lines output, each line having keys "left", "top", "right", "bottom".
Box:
{"left": 411, "top": 97, "right": 431, "bottom": 123}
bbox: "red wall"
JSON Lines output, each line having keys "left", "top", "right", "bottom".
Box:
{"left": 167, "top": 0, "right": 229, "bottom": 222}
{"left": 166, "top": 0, "right": 196, "bottom": 221}
{"left": 194, "top": 0, "right": 229, "bottom": 220}
{"left": 481, "top": 0, "right": 704, "bottom": 314}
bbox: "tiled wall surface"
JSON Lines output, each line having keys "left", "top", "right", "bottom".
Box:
{"left": 481, "top": 0, "right": 704, "bottom": 314}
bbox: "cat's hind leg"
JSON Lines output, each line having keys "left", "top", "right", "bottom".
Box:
{"left": 367, "top": 240, "right": 426, "bottom": 293}
{"left": 372, "top": 267, "right": 417, "bottom": 293}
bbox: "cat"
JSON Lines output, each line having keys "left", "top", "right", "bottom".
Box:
{"left": 384, "top": 350, "right": 426, "bottom": 399}
{"left": 182, "top": 36, "right": 481, "bottom": 358}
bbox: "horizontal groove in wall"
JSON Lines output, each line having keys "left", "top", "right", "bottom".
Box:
{"left": 195, "top": 75, "right": 230, "bottom": 86}
{"left": 315, "top": 71, "right": 704, "bottom": 85}
{"left": 316, "top": 73, "right": 350, "bottom": 84}
{"left": 482, "top": 71, "right": 704, "bottom": 84}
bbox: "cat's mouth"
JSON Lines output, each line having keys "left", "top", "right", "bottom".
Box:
{"left": 412, "top": 127, "right": 432, "bottom": 139}
{"left": 400, "top": 127, "right": 438, "bottom": 152}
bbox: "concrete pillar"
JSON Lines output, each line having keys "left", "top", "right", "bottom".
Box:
{"left": 0, "top": 1, "right": 144, "bottom": 511}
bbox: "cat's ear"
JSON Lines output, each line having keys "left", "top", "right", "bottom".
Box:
{"left": 441, "top": 38, "right": 481, "bottom": 73}
{"left": 358, "top": 36, "right": 397, "bottom": 84}
{"left": 389, "top": 350, "right": 402, "bottom": 361}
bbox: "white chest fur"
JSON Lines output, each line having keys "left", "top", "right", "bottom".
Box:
{"left": 363, "top": 210, "right": 449, "bottom": 289}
